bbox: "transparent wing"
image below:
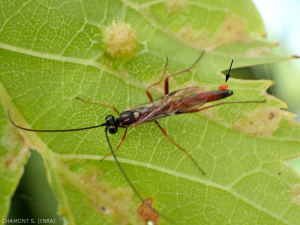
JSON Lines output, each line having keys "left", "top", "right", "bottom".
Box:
{"left": 126, "top": 87, "right": 208, "bottom": 127}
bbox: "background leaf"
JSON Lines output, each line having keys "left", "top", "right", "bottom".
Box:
{"left": 1, "top": 0, "right": 300, "bottom": 224}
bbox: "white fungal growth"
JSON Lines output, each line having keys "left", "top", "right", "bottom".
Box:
{"left": 103, "top": 21, "right": 137, "bottom": 59}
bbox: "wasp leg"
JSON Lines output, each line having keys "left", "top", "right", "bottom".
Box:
{"left": 145, "top": 57, "right": 169, "bottom": 101}
{"left": 164, "top": 50, "right": 205, "bottom": 95}
{"left": 100, "top": 128, "right": 128, "bottom": 161}
{"left": 76, "top": 96, "right": 120, "bottom": 115}
{"left": 154, "top": 120, "right": 205, "bottom": 175}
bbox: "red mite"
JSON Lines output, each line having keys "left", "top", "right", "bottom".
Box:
{"left": 218, "top": 84, "right": 228, "bottom": 90}
{"left": 8, "top": 51, "right": 265, "bottom": 224}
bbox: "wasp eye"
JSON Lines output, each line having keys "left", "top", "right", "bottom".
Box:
{"left": 105, "top": 115, "right": 114, "bottom": 121}
{"left": 108, "top": 126, "right": 118, "bottom": 134}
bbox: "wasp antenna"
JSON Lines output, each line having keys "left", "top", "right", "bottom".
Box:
{"left": 7, "top": 110, "right": 105, "bottom": 132}
{"left": 103, "top": 128, "right": 175, "bottom": 224}
{"left": 104, "top": 128, "right": 144, "bottom": 201}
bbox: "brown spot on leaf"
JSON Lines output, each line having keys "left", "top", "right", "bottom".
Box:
{"left": 290, "top": 185, "right": 300, "bottom": 204}
{"left": 1, "top": 124, "right": 24, "bottom": 150}
{"left": 75, "top": 167, "right": 139, "bottom": 224}
{"left": 136, "top": 197, "right": 160, "bottom": 225}
{"left": 58, "top": 206, "right": 70, "bottom": 218}
{"left": 166, "top": 0, "right": 189, "bottom": 13}
{"left": 269, "top": 111, "right": 276, "bottom": 120}
{"left": 244, "top": 47, "right": 270, "bottom": 57}
{"left": 216, "top": 14, "right": 248, "bottom": 45}
{"left": 178, "top": 13, "right": 249, "bottom": 50}
{"left": 3, "top": 154, "right": 15, "bottom": 169}
{"left": 234, "top": 107, "right": 282, "bottom": 136}
{"left": 178, "top": 25, "right": 212, "bottom": 49}
{"left": 1, "top": 124, "right": 28, "bottom": 171}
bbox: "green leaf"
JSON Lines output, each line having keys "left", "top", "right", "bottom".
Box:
{"left": 1, "top": 0, "right": 300, "bottom": 224}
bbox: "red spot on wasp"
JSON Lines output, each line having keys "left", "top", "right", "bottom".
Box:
{"left": 218, "top": 84, "right": 228, "bottom": 90}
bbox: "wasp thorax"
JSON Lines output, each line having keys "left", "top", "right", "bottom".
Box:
{"left": 105, "top": 115, "right": 118, "bottom": 134}
{"left": 116, "top": 111, "right": 137, "bottom": 127}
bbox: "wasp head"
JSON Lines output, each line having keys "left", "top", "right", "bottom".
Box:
{"left": 105, "top": 115, "right": 118, "bottom": 134}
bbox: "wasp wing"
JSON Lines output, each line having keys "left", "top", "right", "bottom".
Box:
{"left": 126, "top": 87, "right": 208, "bottom": 127}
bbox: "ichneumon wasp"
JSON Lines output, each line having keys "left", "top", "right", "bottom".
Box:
{"left": 8, "top": 50, "right": 266, "bottom": 224}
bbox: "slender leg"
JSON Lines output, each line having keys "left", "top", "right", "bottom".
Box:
{"left": 145, "top": 57, "right": 169, "bottom": 101}
{"left": 76, "top": 96, "right": 120, "bottom": 115}
{"left": 187, "top": 100, "right": 266, "bottom": 113}
{"left": 155, "top": 120, "right": 205, "bottom": 175}
{"left": 100, "top": 128, "right": 128, "bottom": 161}
{"left": 164, "top": 50, "right": 205, "bottom": 95}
